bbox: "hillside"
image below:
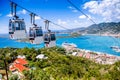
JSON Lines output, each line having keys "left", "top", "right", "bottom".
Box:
{"left": 85, "top": 22, "right": 120, "bottom": 34}
{"left": 0, "top": 34, "right": 9, "bottom": 38}
{"left": 56, "top": 22, "right": 120, "bottom": 35}
{"left": 0, "top": 47, "right": 120, "bottom": 80}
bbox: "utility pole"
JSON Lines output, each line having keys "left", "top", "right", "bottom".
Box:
{"left": 4, "top": 59, "right": 9, "bottom": 80}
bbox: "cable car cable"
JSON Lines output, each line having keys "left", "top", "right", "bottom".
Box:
{"left": 67, "top": 0, "right": 120, "bottom": 50}
{"left": 67, "top": 0, "right": 97, "bottom": 24}
{"left": 68, "top": 0, "right": 120, "bottom": 45}
{"left": 8, "top": 0, "right": 73, "bottom": 32}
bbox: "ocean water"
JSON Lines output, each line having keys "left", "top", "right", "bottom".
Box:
{"left": 0, "top": 34, "right": 120, "bottom": 56}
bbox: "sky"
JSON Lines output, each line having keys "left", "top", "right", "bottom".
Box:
{"left": 0, "top": 0, "right": 120, "bottom": 33}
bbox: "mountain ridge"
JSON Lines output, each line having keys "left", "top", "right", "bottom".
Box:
{"left": 85, "top": 22, "right": 120, "bottom": 34}
{"left": 55, "top": 22, "right": 120, "bottom": 34}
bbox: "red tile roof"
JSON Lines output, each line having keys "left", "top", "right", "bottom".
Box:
{"left": 9, "top": 58, "right": 29, "bottom": 72}
{"left": 14, "top": 64, "right": 29, "bottom": 72}
{"left": 14, "top": 58, "right": 28, "bottom": 65}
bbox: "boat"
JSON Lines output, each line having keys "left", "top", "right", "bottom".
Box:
{"left": 62, "top": 42, "right": 77, "bottom": 48}
{"left": 110, "top": 46, "right": 120, "bottom": 52}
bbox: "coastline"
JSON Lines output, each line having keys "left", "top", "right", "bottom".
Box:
{"left": 81, "top": 48, "right": 120, "bottom": 57}
{"left": 85, "top": 33, "right": 120, "bottom": 38}
{"left": 1, "top": 34, "right": 120, "bottom": 57}
{"left": 62, "top": 43, "right": 120, "bottom": 65}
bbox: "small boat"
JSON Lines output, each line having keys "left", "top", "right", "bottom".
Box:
{"left": 110, "top": 46, "right": 120, "bottom": 52}
{"left": 110, "top": 46, "right": 119, "bottom": 49}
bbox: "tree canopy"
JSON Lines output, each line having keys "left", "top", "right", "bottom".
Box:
{"left": 0, "top": 47, "right": 120, "bottom": 80}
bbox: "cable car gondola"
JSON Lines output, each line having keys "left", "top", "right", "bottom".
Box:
{"left": 9, "top": 19, "right": 27, "bottom": 39}
{"left": 29, "top": 13, "right": 43, "bottom": 44}
{"left": 44, "top": 31, "right": 56, "bottom": 47}
{"left": 9, "top": 2, "right": 27, "bottom": 40}
{"left": 29, "top": 26, "right": 43, "bottom": 44}
{"left": 44, "top": 20, "right": 56, "bottom": 47}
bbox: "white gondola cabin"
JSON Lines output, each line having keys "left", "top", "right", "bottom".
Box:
{"left": 29, "top": 26, "right": 43, "bottom": 44}
{"left": 9, "top": 19, "right": 27, "bottom": 39}
{"left": 9, "top": 2, "right": 27, "bottom": 40}
{"left": 44, "top": 32, "right": 56, "bottom": 47}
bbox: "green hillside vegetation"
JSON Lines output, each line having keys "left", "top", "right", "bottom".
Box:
{"left": 85, "top": 22, "right": 120, "bottom": 34}
{"left": 0, "top": 47, "right": 120, "bottom": 80}
{"left": 57, "top": 32, "right": 81, "bottom": 39}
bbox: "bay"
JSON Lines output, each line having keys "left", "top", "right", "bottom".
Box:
{"left": 0, "top": 34, "right": 120, "bottom": 56}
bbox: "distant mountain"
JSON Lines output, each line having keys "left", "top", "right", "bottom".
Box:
{"left": 62, "top": 22, "right": 120, "bottom": 34}
{"left": 54, "top": 27, "right": 86, "bottom": 34}
{"left": 85, "top": 22, "right": 120, "bottom": 34}
{"left": 69, "top": 27, "right": 86, "bottom": 31}
{"left": 0, "top": 34, "right": 9, "bottom": 38}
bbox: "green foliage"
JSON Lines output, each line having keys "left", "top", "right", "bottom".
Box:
{"left": 0, "top": 47, "right": 120, "bottom": 80}
{"left": 57, "top": 32, "right": 81, "bottom": 39}
{"left": 70, "top": 32, "right": 81, "bottom": 37}
{"left": 9, "top": 74, "right": 19, "bottom": 80}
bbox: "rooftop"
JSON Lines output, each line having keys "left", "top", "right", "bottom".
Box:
{"left": 9, "top": 58, "right": 29, "bottom": 73}
{"left": 14, "top": 58, "right": 28, "bottom": 65}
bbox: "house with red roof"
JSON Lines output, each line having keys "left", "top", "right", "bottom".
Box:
{"left": 14, "top": 58, "right": 28, "bottom": 65}
{"left": 9, "top": 58, "right": 29, "bottom": 73}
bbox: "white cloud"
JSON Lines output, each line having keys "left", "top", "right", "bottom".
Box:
{"left": 0, "top": 26, "right": 8, "bottom": 34}
{"left": 6, "top": 14, "right": 12, "bottom": 17}
{"left": 57, "top": 19, "right": 67, "bottom": 25}
{"left": 55, "top": 19, "right": 90, "bottom": 30}
{"left": 83, "top": 0, "right": 120, "bottom": 22}
{"left": 79, "top": 14, "right": 93, "bottom": 21}
{"left": 79, "top": 15, "right": 86, "bottom": 19}
{"left": 73, "top": 20, "right": 91, "bottom": 27}
{"left": 68, "top": 6, "right": 73, "bottom": 9}
{"left": 18, "top": 9, "right": 27, "bottom": 15}
{"left": 22, "top": 9, "right": 27, "bottom": 14}
{"left": 72, "top": 10, "right": 78, "bottom": 13}
{"left": 68, "top": 6, "right": 78, "bottom": 13}
{"left": 48, "top": 19, "right": 70, "bottom": 30}
{"left": 6, "top": 9, "right": 27, "bottom": 17}
{"left": 35, "top": 16, "right": 41, "bottom": 20}
{"left": 73, "top": 20, "right": 81, "bottom": 26}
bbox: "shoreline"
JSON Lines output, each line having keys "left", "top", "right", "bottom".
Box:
{"left": 1, "top": 34, "right": 120, "bottom": 57}
{"left": 85, "top": 34, "right": 120, "bottom": 38}
{"left": 74, "top": 48, "right": 120, "bottom": 64}
{"left": 80, "top": 48, "right": 120, "bottom": 57}
{"left": 62, "top": 43, "right": 120, "bottom": 64}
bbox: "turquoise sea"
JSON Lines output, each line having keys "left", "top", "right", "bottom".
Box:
{"left": 0, "top": 34, "right": 120, "bottom": 56}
